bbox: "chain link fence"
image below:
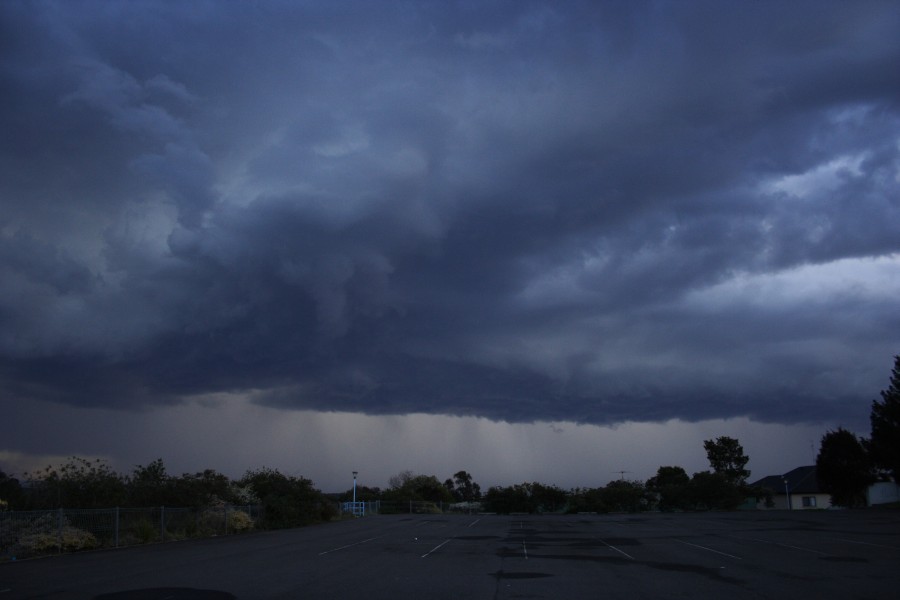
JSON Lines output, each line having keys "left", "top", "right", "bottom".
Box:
{"left": 0, "top": 505, "right": 262, "bottom": 561}
{"left": 339, "top": 500, "right": 483, "bottom": 516}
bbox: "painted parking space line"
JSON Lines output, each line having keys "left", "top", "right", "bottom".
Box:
{"left": 743, "top": 537, "right": 826, "bottom": 555}
{"left": 467, "top": 518, "right": 481, "bottom": 528}
{"left": 834, "top": 538, "right": 900, "bottom": 550}
{"left": 676, "top": 539, "right": 742, "bottom": 560}
{"left": 319, "top": 536, "right": 379, "bottom": 556}
{"left": 422, "top": 538, "right": 453, "bottom": 558}
{"left": 598, "top": 538, "right": 635, "bottom": 560}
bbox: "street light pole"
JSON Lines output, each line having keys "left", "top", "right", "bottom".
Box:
{"left": 353, "top": 471, "right": 358, "bottom": 505}
{"left": 783, "top": 477, "right": 791, "bottom": 510}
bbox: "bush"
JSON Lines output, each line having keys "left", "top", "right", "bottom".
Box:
{"left": 131, "top": 519, "right": 158, "bottom": 544}
{"left": 15, "top": 521, "right": 98, "bottom": 557}
{"left": 228, "top": 509, "right": 254, "bottom": 532}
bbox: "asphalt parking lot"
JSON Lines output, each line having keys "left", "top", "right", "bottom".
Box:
{"left": 2, "top": 510, "right": 898, "bottom": 599}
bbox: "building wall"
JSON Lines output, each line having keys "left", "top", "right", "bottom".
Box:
{"left": 756, "top": 493, "right": 831, "bottom": 510}
{"left": 787, "top": 493, "right": 831, "bottom": 510}
{"left": 867, "top": 482, "right": 900, "bottom": 506}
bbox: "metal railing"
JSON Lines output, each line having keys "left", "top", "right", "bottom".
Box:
{"left": 0, "top": 505, "right": 262, "bottom": 561}
{"left": 339, "top": 500, "right": 483, "bottom": 516}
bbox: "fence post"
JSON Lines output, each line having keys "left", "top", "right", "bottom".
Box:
{"left": 115, "top": 506, "right": 120, "bottom": 548}
{"left": 57, "top": 508, "right": 64, "bottom": 554}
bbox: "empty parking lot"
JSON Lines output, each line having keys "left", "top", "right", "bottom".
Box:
{"left": 2, "top": 510, "right": 898, "bottom": 599}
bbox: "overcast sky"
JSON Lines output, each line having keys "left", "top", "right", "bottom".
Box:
{"left": 1, "top": 1, "right": 898, "bottom": 493}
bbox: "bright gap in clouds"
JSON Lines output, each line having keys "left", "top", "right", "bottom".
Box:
{"left": 2, "top": 396, "right": 832, "bottom": 493}
{"left": 685, "top": 253, "right": 900, "bottom": 309}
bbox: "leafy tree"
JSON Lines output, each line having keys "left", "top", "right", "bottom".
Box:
{"left": 444, "top": 470, "right": 482, "bottom": 502}
{"left": 483, "top": 484, "right": 532, "bottom": 514}
{"left": 530, "top": 482, "right": 568, "bottom": 513}
{"left": 703, "top": 436, "right": 751, "bottom": 486}
{"left": 688, "top": 471, "right": 744, "bottom": 510}
{"left": 384, "top": 471, "right": 453, "bottom": 504}
{"left": 338, "top": 485, "right": 382, "bottom": 503}
{"left": 566, "top": 487, "right": 606, "bottom": 514}
{"left": 0, "top": 469, "right": 23, "bottom": 510}
{"left": 600, "top": 479, "right": 650, "bottom": 512}
{"left": 24, "top": 457, "right": 127, "bottom": 509}
{"left": 388, "top": 470, "right": 415, "bottom": 490}
{"left": 869, "top": 355, "right": 900, "bottom": 483}
{"left": 816, "top": 428, "right": 873, "bottom": 507}
{"left": 128, "top": 458, "right": 175, "bottom": 506}
{"left": 240, "top": 467, "right": 334, "bottom": 528}
{"left": 646, "top": 466, "right": 690, "bottom": 511}
{"left": 483, "top": 482, "right": 568, "bottom": 514}
{"left": 169, "top": 469, "right": 236, "bottom": 507}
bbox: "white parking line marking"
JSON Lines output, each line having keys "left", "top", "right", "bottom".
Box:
{"left": 676, "top": 539, "right": 742, "bottom": 560}
{"left": 422, "top": 538, "right": 453, "bottom": 558}
{"left": 319, "top": 536, "right": 378, "bottom": 555}
{"left": 745, "top": 537, "right": 826, "bottom": 555}
{"left": 467, "top": 518, "right": 481, "bottom": 528}
{"left": 523, "top": 541, "right": 528, "bottom": 560}
{"left": 599, "top": 538, "right": 634, "bottom": 560}
{"left": 835, "top": 538, "right": 899, "bottom": 550}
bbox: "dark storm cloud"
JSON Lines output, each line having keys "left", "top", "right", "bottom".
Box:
{"left": 1, "top": 0, "right": 898, "bottom": 427}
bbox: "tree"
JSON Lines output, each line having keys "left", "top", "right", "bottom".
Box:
{"left": 388, "top": 470, "right": 414, "bottom": 490}
{"left": 384, "top": 471, "right": 453, "bottom": 504}
{"left": 688, "top": 471, "right": 744, "bottom": 510}
{"left": 816, "top": 428, "right": 873, "bottom": 507}
{"left": 529, "top": 482, "right": 568, "bottom": 513}
{"left": 566, "top": 487, "right": 606, "bottom": 514}
{"left": 703, "top": 436, "right": 751, "bottom": 486}
{"left": 0, "top": 469, "right": 23, "bottom": 510}
{"left": 869, "top": 355, "right": 900, "bottom": 483}
{"left": 484, "top": 484, "right": 532, "bottom": 514}
{"left": 169, "top": 469, "right": 237, "bottom": 508}
{"left": 600, "top": 480, "right": 650, "bottom": 512}
{"left": 445, "top": 470, "right": 481, "bottom": 502}
{"left": 646, "top": 466, "right": 690, "bottom": 511}
{"left": 240, "top": 467, "right": 334, "bottom": 527}
{"left": 128, "top": 458, "right": 174, "bottom": 507}
{"left": 339, "top": 485, "right": 381, "bottom": 503}
{"left": 483, "top": 482, "right": 568, "bottom": 514}
{"left": 23, "top": 457, "right": 126, "bottom": 509}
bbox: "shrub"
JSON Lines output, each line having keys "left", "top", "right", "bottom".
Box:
{"left": 17, "top": 525, "right": 98, "bottom": 556}
{"left": 228, "top": 509, "right": 254, "bottom": 532}
{"left": 132, "top": 519, "right": 158, "bottom": 544}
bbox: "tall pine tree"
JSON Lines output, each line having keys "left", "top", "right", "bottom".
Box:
{"left": 869, "top": 355, "right": 900, "bottom": 483}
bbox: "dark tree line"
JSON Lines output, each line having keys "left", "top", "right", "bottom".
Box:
{"left": 476, "top": 436, "right": 755, "bottom": 514}
{"left": 0, "top": 457, "right": 335, "bottom": 528}
{"left": 816, "top": 355, "right": 900, "bottom": 506}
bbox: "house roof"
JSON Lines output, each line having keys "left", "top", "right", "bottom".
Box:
{"left": 750, "top": 465, "right": 824, "bottom": 495}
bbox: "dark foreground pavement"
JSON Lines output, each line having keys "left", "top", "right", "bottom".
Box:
{"left": 2, "top": 510, "right": 898, "bottom": 599}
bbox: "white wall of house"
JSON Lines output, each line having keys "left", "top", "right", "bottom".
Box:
{"left": 787, "top": 493, "right": 831, "bottom": 510}
{"left": 867, "top": 482, "right": 900, "bottom": 506}
{"left": 756, "top": 493, "right": 831, "bottom": 510}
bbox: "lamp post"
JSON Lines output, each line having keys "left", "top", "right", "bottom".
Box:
{"left": 352, "top": 471, "right": 358, "bottom": 504}
{"left": 783, "top": 477, "right": 791, "bottom": 510}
